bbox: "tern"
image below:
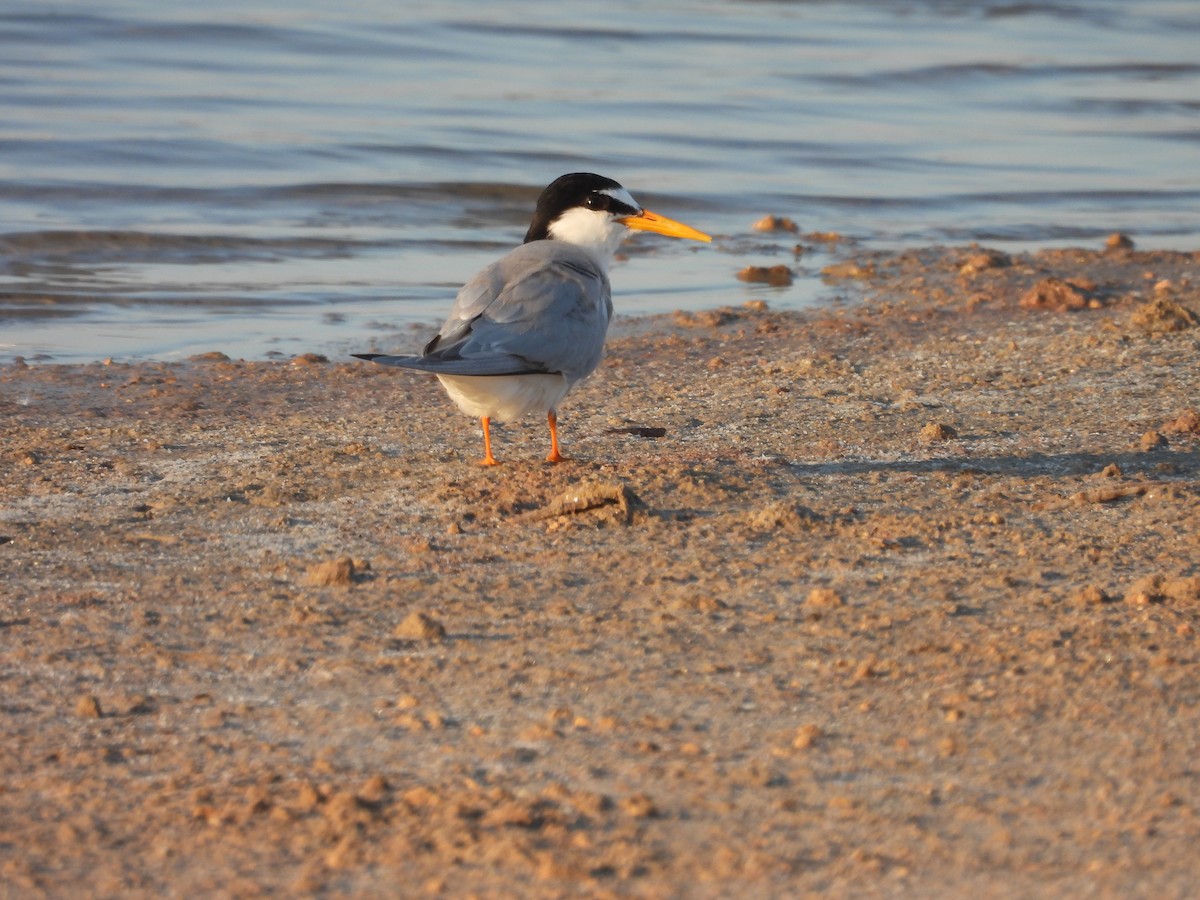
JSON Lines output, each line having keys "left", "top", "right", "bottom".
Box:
{"left": 354, "top": 172, "right": 710, "bottom": 465}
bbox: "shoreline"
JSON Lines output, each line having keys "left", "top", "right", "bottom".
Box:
{"left": 3, "top": 243, "right": 1199, "bottom": 896}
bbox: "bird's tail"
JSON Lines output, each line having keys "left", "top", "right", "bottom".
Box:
{"left": 352, "top": 352, "right": 541, "bottom": 376}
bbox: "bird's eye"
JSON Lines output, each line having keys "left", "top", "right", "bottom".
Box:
{"left": 584, "top": 195, "right": 606, "bottom": 211}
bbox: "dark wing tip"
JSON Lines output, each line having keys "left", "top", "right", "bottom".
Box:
{"left": 352, "top": 353, "right": 382, "bottom": 361}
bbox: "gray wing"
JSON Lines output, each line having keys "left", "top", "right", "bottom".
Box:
{"left": 421, "top": 241, "right": 613, "bottom": 382}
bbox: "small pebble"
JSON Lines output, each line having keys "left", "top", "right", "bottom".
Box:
{"left": 1161, "top": 409, "right": 1200, "bottom": 434}
{"left": 792, "top": 724, "right": 823, "bottom": 750}
{"left": 752, "top": 214, "right": 799, "bottom": 233}
{"left": 1073, "top": 585, "right": 1111, "bottom": 605}
{"left": 737, "top": 265, "right": 794, "bottom": 287}
{"left": 1019, "top": 278, "right": 1091, "bottom": 312}
{"left": 920, "top": 422, "right": 958, "bottom": 443}
{"left": 620, "top": 793, "right": 658, "bottom": 818}
{"left": 75, "top": 695, "right": 103, "bottom": 718}
{"left": 394, "top": 611, "right": 446, "bottom": 641}
{"left": 958, "top": 249, "right": 1010, "bottom": 276}
{"left": 290, "top": 353, "right": 328, "bottom": 366}
{"left": 1130, "top": 298, "right": 1198, "bottom": 333}
{"left": 1139, "top": 430, "right": 1168, "bottom": 452}
{"left": 305, "top": 557, "right": 356, "bottom": 587}
{"left": 806, "top": 587, "right": 844, "bottom": 608}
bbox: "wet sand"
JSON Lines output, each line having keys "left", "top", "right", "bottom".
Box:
{"left": 2, "top": 244, "right": 1199, "bottom": 897}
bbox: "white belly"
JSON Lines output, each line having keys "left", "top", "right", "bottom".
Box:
{"left": 437, "top": 373, "right": 572, "bottom": 422}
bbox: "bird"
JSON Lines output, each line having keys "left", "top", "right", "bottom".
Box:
{"left": 354, "top": 172, "right": 711, "bottom": 465}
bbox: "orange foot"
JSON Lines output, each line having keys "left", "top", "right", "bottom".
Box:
{"left": 545, "top": 410, "right": 566, "bottom": 464}
{"left": 479, "top": 416, "right": 499, "bottom": 466}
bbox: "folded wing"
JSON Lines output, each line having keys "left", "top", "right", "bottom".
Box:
{"left": 422, "top": 241, "right": 613, "bottom": 383}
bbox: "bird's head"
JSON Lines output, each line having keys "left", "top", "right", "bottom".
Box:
{"left": 524, "top": 173, "right": 710, "bottom": 268}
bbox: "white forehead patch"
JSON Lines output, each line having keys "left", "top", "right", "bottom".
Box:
{"left": 601, "top": 186, "right": 641, "bottom": 214}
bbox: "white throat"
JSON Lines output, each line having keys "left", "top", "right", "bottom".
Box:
{"left": 547, "top": 208, "right": 627, "bottom": 273}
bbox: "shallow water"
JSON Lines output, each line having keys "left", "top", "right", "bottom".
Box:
{"left": 1, "top": 0, "right": 1197, "bottom": 363}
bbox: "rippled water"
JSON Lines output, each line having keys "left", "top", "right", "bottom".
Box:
{"left": 1, "top": 0, "right": 1197, "bottom": 362}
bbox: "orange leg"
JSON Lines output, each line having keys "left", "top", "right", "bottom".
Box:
{"left": 545, "top": 410, "right": 565, "bottom": 463}
{"left": 479, "top": 416, "right": 499, "bottom": 466}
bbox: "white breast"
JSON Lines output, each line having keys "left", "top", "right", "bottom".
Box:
{"left": 436, "top": 372, "right": 572, "bottom": 422}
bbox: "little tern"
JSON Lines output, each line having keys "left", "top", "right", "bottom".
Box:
{"left": 354, "top": 173, "right": 711, "bottom": 465}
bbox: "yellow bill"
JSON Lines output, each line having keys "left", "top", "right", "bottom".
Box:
{"left": 619, "top": 209, "right": 712, "bottom": 242}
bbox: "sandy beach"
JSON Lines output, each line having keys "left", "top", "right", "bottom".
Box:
{"left": 3, "top": 242, "right": 1199, "bottom": 897}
